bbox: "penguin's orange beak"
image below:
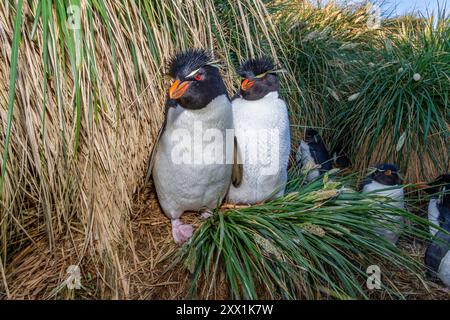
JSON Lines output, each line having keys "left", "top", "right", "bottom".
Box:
{"left": 384, "top": 170, "right": 392, "bottom": 176}
{"left": 169, "top": 80, "right": 190, "bottom": 99}
{"left": 241, "top": 79, "right": 255, "bottom": 91}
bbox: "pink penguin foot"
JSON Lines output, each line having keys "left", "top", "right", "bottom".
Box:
{"left": 171, "top": 219, "right": 194, "bottom": 245}
{"left": 200, "top": 210, "right": 213, "bottom": 220}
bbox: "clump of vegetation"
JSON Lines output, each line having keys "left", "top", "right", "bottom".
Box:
{"left": 332, "top": 12, "right": 450, "bottom": 181}
{"left": 176, "top": 172, "right": 431, "bottom": 299}
{"left": 271, "top": 0, "right": 383, "bottom": 144}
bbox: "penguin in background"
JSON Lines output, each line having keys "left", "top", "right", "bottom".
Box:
{"left": 227, "top": 56, "right": 291, "bottom": 205}
{"left": 421, "top": 174, "right": 450, "bottom": 236}
{"left": 296, "top": 128, "right": 332, "bottom": 182}
{"left": 423, "top": 174, "right": 450, "bottom": 288}
{"left": 146, "top": 49, "right": 241, "bottom": 244}
{"left": 360, "top": 163, "right": 405, "bottom": 245}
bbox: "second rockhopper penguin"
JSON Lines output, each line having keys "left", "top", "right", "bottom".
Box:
{"left": 227, "top": 57, "right": 291, "bottom": 204}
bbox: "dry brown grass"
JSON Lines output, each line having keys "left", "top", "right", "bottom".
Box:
{"left": 354, "top": 129, "right": 449, "bottom": 183}
{"left": 0, "top": 0, "right": 291, "bottom": 299}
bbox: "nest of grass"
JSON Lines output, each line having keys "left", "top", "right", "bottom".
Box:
{"left": 126, "top": 173, "right": 450, "bottom": 300}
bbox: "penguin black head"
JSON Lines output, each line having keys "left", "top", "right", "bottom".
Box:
{"left": 303, "top": 128, "right": 321, "bottom": 144}
{"left": 423, "top": 174, "right": 450, "bottom": 204}
{"left": 167, "top": 49, "right": 227, "bottom": 110}
{"left": 370, "top": 163, "right": 402, "bottom": 186}
{"left": 237, "top": 56, "right": 280, "bottom": 101}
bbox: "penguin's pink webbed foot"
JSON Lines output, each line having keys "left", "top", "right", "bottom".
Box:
{"left": 171, "top": 219, "right": 194, "bottom": 245}
{"left": 200, "top": 210, "right": 213, "bottom": 220}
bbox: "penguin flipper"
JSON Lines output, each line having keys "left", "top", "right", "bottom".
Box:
{"left": 145, "top": 99, "right": 176, "bottom": 183}
{"left": 232, "top": 136, "right": 243, "bottom": 187}
{"left": 231, "top": 92, "right": 241, "bottom": 101}
{"left": 144, "top": 125, "right": 163, "bottom": 183}
{"left": 310, "top": 142, "right": 332, "bottom": 172}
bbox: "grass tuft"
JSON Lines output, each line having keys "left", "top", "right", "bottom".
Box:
{"left": 176, "top": 171, "right": 433, "bottom": 299}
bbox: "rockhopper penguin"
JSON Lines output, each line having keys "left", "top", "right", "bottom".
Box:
{"left": 422, "top": 174, "right": 450, "bottom": 236}
{"left": 227, "top": 56, "right": 291, "bottom": 204}
{"left": 296, "top": 128, "right": 332, "bottom": 182}
{"left": 146, "top": 49, "right": 241, "bottom": 244}
{"left": 360, "top": 163, "right": 405, "bottom": 245}
{"left": 423, "top": 174, "right": 450, "bottom": 287}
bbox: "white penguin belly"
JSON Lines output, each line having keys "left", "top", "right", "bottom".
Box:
{"left": 363, "top": 181, "right": 405, "bottom": 209}
{"left": 438, "top": 251, "right": 450, "bottom": 287}
{"left": 428, "top": 199, "right": 440, "bottom": 236}
{"left": 227, "top": 92, "right": 290, "bottom": 204}
{"left": 153, "top": 95, "right": 233, "bottom": 219}
{"left": 363, "top": 181, "right": 405, "bottom": 244}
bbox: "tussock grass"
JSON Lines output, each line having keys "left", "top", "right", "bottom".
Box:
{"left": 332, "top": 12, "right": 450, "bottom": 181}
{"left": 273, "top": 0, "right": 385, "bottom": 144}
{"left": 175, "top": 171, "right": 433, "bottom": 299}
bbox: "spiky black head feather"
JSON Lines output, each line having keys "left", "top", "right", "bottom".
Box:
{"left": 236, "top": 56, "right": 280, "bottom": 101}
{"left": 237, "top": 56, "right": 276, "bottom": 79}
{"left": 168, "top": 49, "right": 213, "bottom": 80}
{"left": 165, "top": 48, "right": 227, "bottom": 110}
{"left": 375, "top": 163, "right": 399, "bottom": 173}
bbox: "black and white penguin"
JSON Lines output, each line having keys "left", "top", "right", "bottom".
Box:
{"left": 421, "top": 174, "right": 450, "bottom": 236}
{"left": 423, "top": 174, "right": 450, "bottom": 287}
{"left": 146, "top": 49, "right": 241, "bottom": 244}
{"left": 227, "top": 56, "right": 291, "bottom": 204}
{"left": 296, "top": 128, "right": 332, "bottom": 182}
{"left": 360, "top": 163, "right": 405, "bottom": 245}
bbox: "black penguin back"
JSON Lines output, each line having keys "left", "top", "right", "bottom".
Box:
{"left": 304, "top": 129, "right": 332, "bottom": 172}
{"left": 309, "top": 141, "right": 332, "bottom": 172}
{"left": 425, "top": 231, "right": 450, "bottom": 274}
{"left": 437, "top": 203, "right": 450, "bottom": 230}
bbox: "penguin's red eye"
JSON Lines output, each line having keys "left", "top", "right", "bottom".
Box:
{"left": 194, "top": 74, "right": 202, "bottom": 81}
